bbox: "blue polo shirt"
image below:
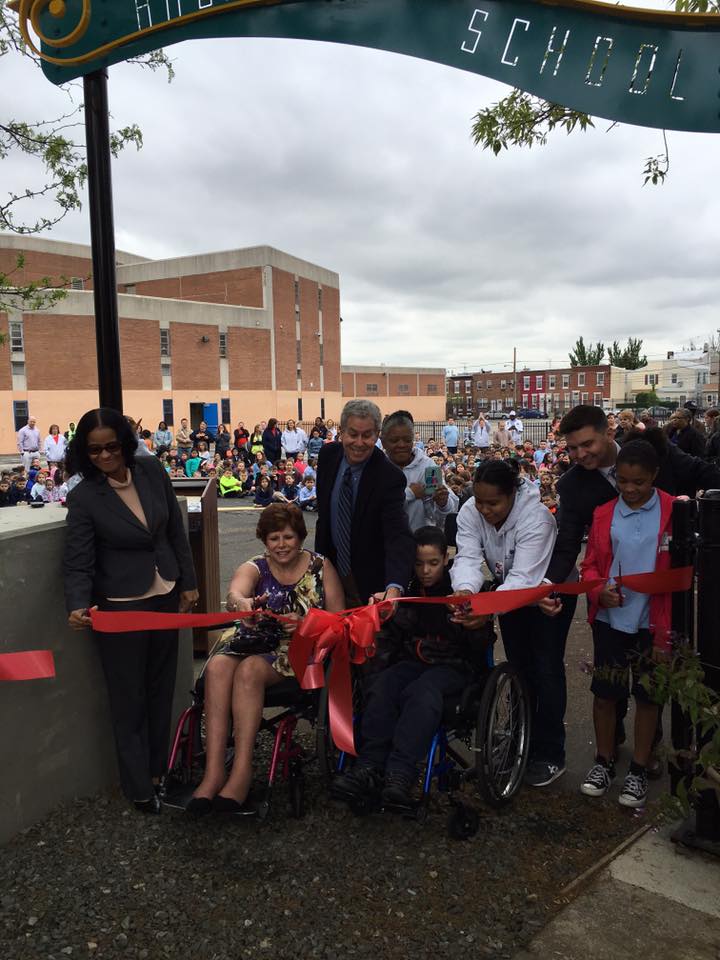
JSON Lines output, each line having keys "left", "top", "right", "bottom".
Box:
{"left": 443, "top": 424, "right": 459, "bottom": 446}
{"left": 597, "top": 490, "right": 660, "bottom": 635}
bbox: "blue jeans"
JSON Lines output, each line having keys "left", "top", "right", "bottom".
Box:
{"left": 359, "top": 661, "right": 466, "bottom": 779}
{"left": 500, "top": 597, "right": 576, "bottom": 767}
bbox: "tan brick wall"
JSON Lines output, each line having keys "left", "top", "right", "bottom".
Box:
{"left": 419, "top": 374, "right": 444, "bottom": 398}
{"left": 341, "top": 372, "right": 355, "bottom": 396}
{"left": 0, "top": 249, "right": 93, "bottom": 289}
{"left": 388, "top": 373, "right": 418, "bottom": 397}
{"left": 299, "top": 278, "right": 320, "bottom": 391}
{"left": 227, "top": 328, "right": 272, "bottom": 390}
{"left": 25, "top": 314, "right": 98, "bottom": 390}
{"left": 128, "top": 278, "right": 181, "bottom": 298}
{"left": 0, "top": 313, "right": 10, "bottom": 390}
{"left": 129, "top": 268, "right": 263, "bottom": 306}
{"left": 271, "top": 268, "right": 297, "bottom": 391}
{"left": 320, "top": 285, "right": 341, "bottom": 393}
{"left": 354, "top": 372, "right": 387, "bottom": 399}
{"left": 119, "top": 317, "right": 161, "bottom": 390}
{"left": 168, "top": 322, "right": 220, "bottom": 390}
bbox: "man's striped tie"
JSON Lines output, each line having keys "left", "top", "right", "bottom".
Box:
{"left": 336, "top": 466, "right": 353, "bottom": 576}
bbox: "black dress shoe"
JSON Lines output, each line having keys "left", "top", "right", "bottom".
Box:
{"left": 212, "top": 795, "right": 256, "bottom": 816}
{"left": 185, "top": 796, "right": 213, "bottom": 817}
{"left": 134, "top": 795, "right": 162, "bottom": 815}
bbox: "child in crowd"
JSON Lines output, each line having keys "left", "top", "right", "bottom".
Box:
{"left": 303, "top": 458, "right": 317, "bottom": 481}
{"left": 219, "top": 468, "right": 244, "bottom": 498}
{"left": 0, "top": 479, "right": 12, "bottom": 507}
{"left": 332, "top": 526, "right": 490, "bottom": 809}
{"left": 10, "top": 478, "right": 31, "bottom": 505}
{"left": 281, "top": 475, "right": 298, "bottom": 503}
{"left": 298, "top": 476, "right": 317, "bottom": 511}
{"left": 580, "top": 440, "right": 673, "bottom": 808}
{"left": 30, "top": 471, "right": 48, "bottom": 501}
{"left": 293, "top": 456, "right": 306, "bottom": 477}
{"left": 253, "top": 475, "right": 275, "bottom": 508}
{"left": 307, "top": 428, "right": 324, "bottom": 458}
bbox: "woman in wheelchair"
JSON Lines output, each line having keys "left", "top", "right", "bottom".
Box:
{"left": 187, "top": 503, "right": 344, "bottom": 815}
{"left": 332, "top": 525, "right": 492, "bottom": 810}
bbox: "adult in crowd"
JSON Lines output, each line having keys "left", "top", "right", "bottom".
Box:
{"left": 234, "top": 421, "right": 250, "bottom": 450}
{"left": 214, "top": 423, "right": 232, "bottom": 458}
{"left": 313, "top": 416, "right": 328, "bottom": 440}
{"left": 64, "top": 421, "right": 77, "bottom": 443}
{"left": 187, "top": 503, "right": 344, "bottom": 815}
{"left": 315, "top": 399, "right": 415, "bottom": 606}
{"left": 325, "top": 418, "right": 338, "bottom": 441}
{"left": 43, "top": 424, "right": 67, "bottom": 472}
{"left": 471, "top": 414, "right": 492, "bottom": 451}
{"left": 281, "top": 419, "right": 308, "bottom": 459}
{"left": 153, "top": 421, "right": 173, "bottom": 454}
{"left": 64, "top": 408, "right": 198, "bottom": 814}
{"left": 666, "top": 408, "right": 705, "bottom": 459}
{"left": 450, "top": 460, "right": 557, "bottom": 774}
{"left": 442, "top": 417, "right": 459, "bottom": 455}
{"left": 16, "top": 415, "right": 41, "bottom": 472}
{"left": 614, "top": 408, "right": 640, "bottom": 443}
{"left": 249, "top": 424, "right": 264, "bottom": 457}
{"left": 539, "top": 405, "right": 720, "bottom": 784}
{"left": 190, "top": 420, "right": 214, "bottom": 449}
{"left": 506, "top": 411, "right": 524, "bottom": 443}
{"left": 175, "top": 418, "right": 193, "bottom": 453}
{"left": 705, "top": 409, "right": 720, "bottom": 462}
{"left": 638, "top": 409, "right": 657, "bottom": 429}
{"left": 381, "top": 410, "right": 458, "bottom": 532}
{"left": 494, "top": 418, "right": 511, "bottom": 447}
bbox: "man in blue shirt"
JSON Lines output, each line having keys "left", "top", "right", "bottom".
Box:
{"left": 442, "top": 418, "right": 459, "bottom": 454}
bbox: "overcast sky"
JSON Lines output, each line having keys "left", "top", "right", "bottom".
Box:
{"left": 5, "top": 14, "right": 720, "bottom": 373}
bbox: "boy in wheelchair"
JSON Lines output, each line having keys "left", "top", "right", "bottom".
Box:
{"left": 332, "top": 525, "right": 492, "bottom": 810}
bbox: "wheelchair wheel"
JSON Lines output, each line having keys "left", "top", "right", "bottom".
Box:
{"left": 447, "top": 802, "right": 479, "bottom": 840}
{"left": 289, "top": 772, "right": 305, "bottom": 819}
{"left": 474, "top": 663, "right": 530, "bottom": 808}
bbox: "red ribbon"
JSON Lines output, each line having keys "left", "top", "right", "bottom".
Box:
{"left": 89, "top": 566, "right": 694, "bottom": 755}
{"left": 0, "top": 650, "right": 55, "bottom": 682}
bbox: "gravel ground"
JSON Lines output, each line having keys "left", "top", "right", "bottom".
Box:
{"left": 0, "top": 508, "right": 657, "bottom": 960}
{"left": 0, "top": 732, "right": 646, "bottom": 960}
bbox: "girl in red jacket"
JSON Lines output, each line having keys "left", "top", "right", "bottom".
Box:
{"left": 580, "top": 440, "right": 674, "bottom": 808}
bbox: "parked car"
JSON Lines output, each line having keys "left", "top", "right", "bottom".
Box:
{"left": 485, "top": 411, "right": 509, "bottom": 419}
{"left": 517, "top": 408, "right": 545, "bottom": 419}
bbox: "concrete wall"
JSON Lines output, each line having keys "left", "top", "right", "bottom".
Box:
{"left": 0, "top": 505, "right": 194, "bottom": 845}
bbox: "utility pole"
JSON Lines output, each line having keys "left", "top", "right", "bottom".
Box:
{"left": 512, "top": 347, "right": 517, "bottom": 410}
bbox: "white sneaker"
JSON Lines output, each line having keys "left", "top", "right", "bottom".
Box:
{"left": 580, "top": 763, "right": 615, "bottom": 798}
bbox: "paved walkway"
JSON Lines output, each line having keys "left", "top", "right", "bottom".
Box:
{"left": 513, "top": 823, "right": 720, "bottom": 960}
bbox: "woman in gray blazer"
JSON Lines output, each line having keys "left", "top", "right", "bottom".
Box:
{"left": 64, "top": 408, "right": 198, "bottom": 814}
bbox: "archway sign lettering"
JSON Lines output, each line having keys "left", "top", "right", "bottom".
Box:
{"left": 16, "top": 0, "right": 720, "bottom": 134}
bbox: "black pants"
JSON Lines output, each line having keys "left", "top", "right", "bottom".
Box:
{"left": 500, "top": 597, "right": 577, "bottom": 767}
{"left": 95, "top": 590, "right": 179, "bottom": 801}
{"left": 359, "top": 661, "right": 466, "bottom": 778}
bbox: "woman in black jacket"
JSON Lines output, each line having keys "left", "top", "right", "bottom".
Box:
{"left": 262, "top": 417, "right": 282, "bottom": 463}
{"left": 64, "top": 409, "right": 198, "bottom": 814}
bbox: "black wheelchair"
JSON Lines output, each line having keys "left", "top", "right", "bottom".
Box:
{"left": 316, "top": 654, "right": 532, "bottom": 839}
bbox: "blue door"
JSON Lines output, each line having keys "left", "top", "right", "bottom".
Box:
{"left": 202, "top": 403, "right": 219, "bottom": 435}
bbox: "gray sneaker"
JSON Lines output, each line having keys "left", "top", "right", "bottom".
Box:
{"left": 524, "top": 760, "right": 566, "bottom": 787}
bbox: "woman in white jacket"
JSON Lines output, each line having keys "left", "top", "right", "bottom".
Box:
{"left": 43, "top": 424, "right": 67, "bottom": 471}
{"left": 381, "top": 411, "right": 458, "bottom": 531}
{"left": 451, "top": 459, "right": 562, "bottom": 786}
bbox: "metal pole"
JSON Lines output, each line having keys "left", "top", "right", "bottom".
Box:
{"left": 83, "top": 70, "right": 123, "bottom": 412}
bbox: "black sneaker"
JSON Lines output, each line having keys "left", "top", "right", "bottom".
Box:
{"left": 580, "top": 763, "right": 615, "bottom": 798}
{"left": 618, "top": 771, "right": 648, "bottom": 808}
{"left": 331, "top": 764, "right": 382, "bottom": 802}
{"left": 382, "top": 771, "right": 414, "bottom": 808}
{"left": 524, "top": 760, "right": 566, "bottom": 787}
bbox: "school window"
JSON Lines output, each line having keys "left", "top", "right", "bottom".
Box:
{"left": 548, "top": 375, "right": 556, "bottom": 389}
{"left": 318, "top": 287, "right": 323, "bottom": 311}
{"left": 581, "top": 392, "right": 589, "bottom": 404}
{"left": 577, "top": 373, "right": 586, "bottom": 387}
{"left": 500, "top": 379, "right": 507, "bottom": 390}
{"left": 593, "top": 392, "right": 602, "bottom": 406}
{"left": 366, "top": 383, "right": 378, "bottom": 394}
{"left": 398, "top": 383, "right": 409, "bottom": 394}
{"left": 427, "top": 384, "right": 438, "bottom": 394}
{"left": 465, "top": 381, "right": 472, "bottom": 393}
{"left": 9, "top": 321, "right": 23, "bottom": 352}
{"left": 160, "top": 329, "right": 171, "bottom": 357}
{"left": 535, "top": 376, "right": 542, "bottom": 390}
{"left": 294, "top": 280, "right": 300, "bottom": 304}
{"left": 11, "top": 361, "right": 25, "bottom": 377}
{"left": 296, "top": 342, "right": 302, "bottom": 364}
{"left": 219, "top": 333, "right": 227, "bottom": 358}
{"left": 319, "top": 343, "right": 324, "bottom": 365}
{"left": 70, "top": 277, "right": 84, "bottom": 290}
{"left": 12, "top": 400, "right": 28, "bottom": 431}
{"left": 221, "top": 398, "right": 231, "bottom": 424}
{"left": 453, "top": 381, "right": 460, "bottom": 394}
{"left": 596, "top": 372, "right": 605, "bottom": 386}
{"left": 523, "top": 376, "right": 530, "bottom": 390}
{"left": 162, "top": 399, "right": 174, "bottom": 426}
{"left": 562, "top": 374, "right": 570, "bottom": 389}
{"left": 486, "top": 379, "right": 492, "bottom": 389}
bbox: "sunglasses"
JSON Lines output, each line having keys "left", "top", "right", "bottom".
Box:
{"left": 87, "top": 441, "right": 123, "bottom": 456}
